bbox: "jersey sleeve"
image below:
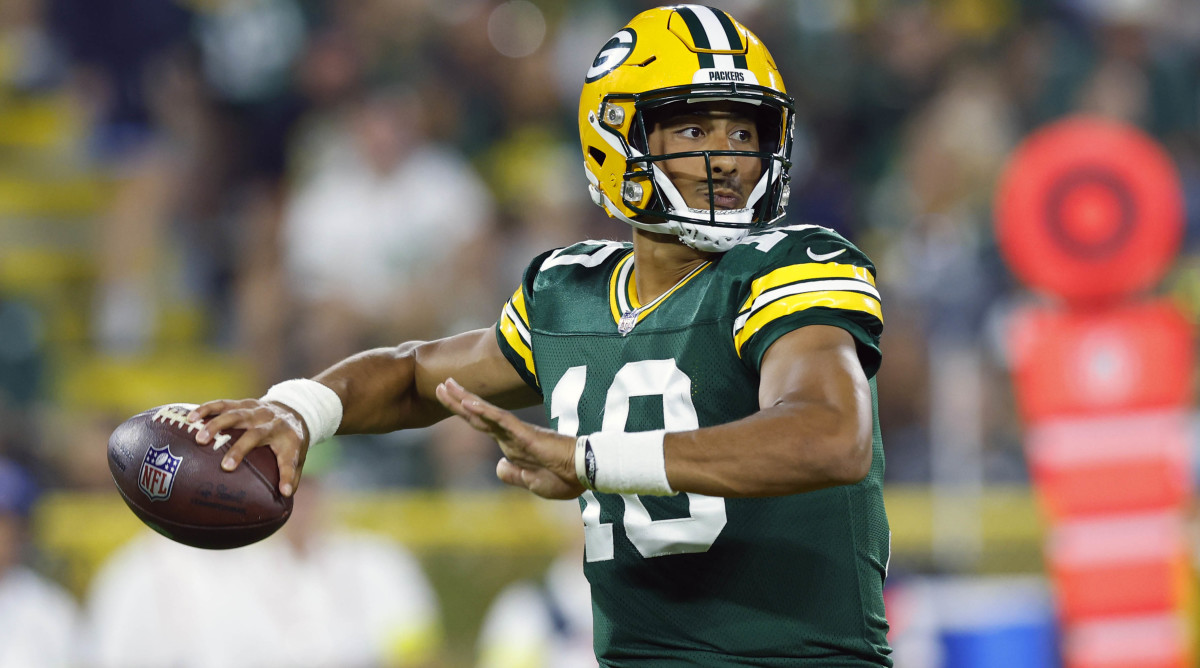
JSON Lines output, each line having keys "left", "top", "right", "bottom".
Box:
{"left": 494, "top": 249, "right": 554, "bottom": 395}
{"left": 731, "top": 226, "right": 884, "bottom": 378}
{"left": 495, "top": 241, "right": 630, "bottom": 394}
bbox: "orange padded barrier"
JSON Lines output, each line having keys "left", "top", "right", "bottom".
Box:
{"left": 1025, "top": 412, "right": 1192, "bottom": 520}
{"left": 1008, "top": 301, "right": 1193, "bottom": 422}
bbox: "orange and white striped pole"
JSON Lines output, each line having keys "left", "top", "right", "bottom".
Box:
{"left": 996, "top": 116, "right": 1193, "bottom": 668}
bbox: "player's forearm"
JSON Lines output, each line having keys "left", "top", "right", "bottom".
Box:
{"left": 315, "top": 342, "right": 449, "bottom": 434}
{"left": 663, "top": 399, "right": 872, "bottom": 497}
{"left": 313, "top": 329, "right": 539, "bottom": 436}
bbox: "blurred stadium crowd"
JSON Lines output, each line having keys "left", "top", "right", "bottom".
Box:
{"left": 1, "top": 0, "right": 1200, "bottom": 665}
{"left": 3, "top": 0, "right": 1198, "bottom": 489}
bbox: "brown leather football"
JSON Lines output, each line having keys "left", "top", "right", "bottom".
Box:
{"left": 107, "top": 403, "right": 293, "bottom": 549}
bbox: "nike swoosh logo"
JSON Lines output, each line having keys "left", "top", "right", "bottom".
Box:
{"left": 807, "top": 248, "right": 846, "bottom": 262}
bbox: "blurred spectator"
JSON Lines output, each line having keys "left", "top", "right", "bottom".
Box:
{"left": 0, "top": 0, "right": 66, "bottom": 91}
{"left": 276, "top": 86, "right": 496, "bottom": 374}
{"left": 83, "top": 474, "right": 443, "bottom": 668}
{"left": 476, "top": 506, "right": 592, "bottom": 668}
{"left": 0, "top": 459, "right": 81, "bottom": 668}
{"left": 475, "top": 549, "right": 593, "bottom": 668}
{"left": 49, "top": 0, "right": 193, "bottom": 161}
{"left": 194, "top": 0, "right": 307, "bottom": 109}
{"left": 0, "top": 299, "right": 46, "bottom": 408}
{"left": 88, "top": 47, "right": 225, "bottom": 353}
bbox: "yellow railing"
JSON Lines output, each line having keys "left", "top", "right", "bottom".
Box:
{"left": 33, "top": 485, "right": 1047, "bottom": 599}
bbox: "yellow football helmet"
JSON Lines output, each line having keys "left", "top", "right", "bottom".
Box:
{"left": 579, "top": 5, "right": 794, "bottom": 252}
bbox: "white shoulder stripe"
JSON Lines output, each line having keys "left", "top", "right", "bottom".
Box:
{"left": 540, "top": 242, "right": 625, "bottom": 272}
{"left": 768, "top": 224, "right": 825, "bottom": 233}
{"left": 733, "top": 278, "right": 881, "bottom": 331}
{"left": 503, "top": 302, "right": 532, "bottom": 346}
{"left": 614, "top": 253, "right": 635, "bottom": 314}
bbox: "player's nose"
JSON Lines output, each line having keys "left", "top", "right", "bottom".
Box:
{"left": 707, "top": 145, "right": 739, "bottom": 175}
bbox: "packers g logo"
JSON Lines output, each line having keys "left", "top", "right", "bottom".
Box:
{"left": 586, "top": 29, "right": 636, "bottom": 82}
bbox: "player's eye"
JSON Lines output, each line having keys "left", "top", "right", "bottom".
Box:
{"left": 676, "top": 126, "right": 704, "bottom": 139}
{"left": 731, "top": 128, "right": 755, "bottom": 143}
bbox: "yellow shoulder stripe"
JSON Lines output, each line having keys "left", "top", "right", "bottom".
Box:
{"left": 733, "top": 291, "right": 883, "bottom": 356}
{"left": 498, "top": 289, "right": 536, "bottom": 384}
{"left": 608, "top": 252, "right": 634, "bottom": 323}
{"left": 498, "top": 315, "right": 535, "bottom": 379}
{"left": 510, "top": 287, "right": 529, "bottom": 326}
{"left": 740, "top": 263, "right": 876, "bottom": 312}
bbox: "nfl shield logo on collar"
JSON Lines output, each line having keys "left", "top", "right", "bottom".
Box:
{"left": 139, "top": 445, "right": 182, "bottom": 501}
{"left": 618, "top": 308, "right": 641, "bottom": 335}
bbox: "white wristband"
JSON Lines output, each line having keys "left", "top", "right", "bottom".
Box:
{"left": 261, "top": 379, "right": 343, "bottom": 446}
{"left": 579, "top": 430, "right": 676, "bottom": 496}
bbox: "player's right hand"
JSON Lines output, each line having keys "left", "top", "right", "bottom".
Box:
{"left": 187, "top": 399, "right": 307, "bottom": 497}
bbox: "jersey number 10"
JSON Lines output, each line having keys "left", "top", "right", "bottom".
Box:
{"left": 550, "top": 359, "right": 728, "bottom": 562}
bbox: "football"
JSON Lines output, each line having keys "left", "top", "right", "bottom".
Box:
{"left": 107, "top": 403, "right": 293, "bottom": 549}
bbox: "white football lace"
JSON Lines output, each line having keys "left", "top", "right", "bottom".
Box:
{"left": 152, "top": 405, "right": 231, "bottom": 451}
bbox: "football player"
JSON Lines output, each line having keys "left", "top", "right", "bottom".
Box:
{"left": 192, "top": 5, "right": 891, "bottom": 665}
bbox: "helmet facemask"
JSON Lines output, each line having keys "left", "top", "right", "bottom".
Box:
{"left": 599, "top": 83, "right": 794, "bottom": 252}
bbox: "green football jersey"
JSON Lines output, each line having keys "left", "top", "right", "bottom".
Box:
{"left": 494, "top": 224, "right": 891, "bottom": 667}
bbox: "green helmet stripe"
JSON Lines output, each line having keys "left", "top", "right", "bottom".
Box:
{"left": 708, "top": 6, "right": 743, "bottom": 50}
{"left": 707, "top": 8, "right": 749, "bottom": 68}
{"left": 675, "top": 6, "right": 716, "bottom": 69}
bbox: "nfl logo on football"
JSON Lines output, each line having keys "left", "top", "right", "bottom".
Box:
{"left": 139, "top": 445, "right": 182, "bottom": 501}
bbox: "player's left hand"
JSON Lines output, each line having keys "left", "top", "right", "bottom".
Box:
{"left": 436, "top": 377, "right": 583, "bottom": 500}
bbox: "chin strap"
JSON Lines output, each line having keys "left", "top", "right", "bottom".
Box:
{"left": 588, "top": 172, "right": 752, "bottom": 253}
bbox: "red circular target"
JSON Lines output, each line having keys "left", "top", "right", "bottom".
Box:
{"left": 995, "top": 116, "right": 1183, "bottom": 303}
